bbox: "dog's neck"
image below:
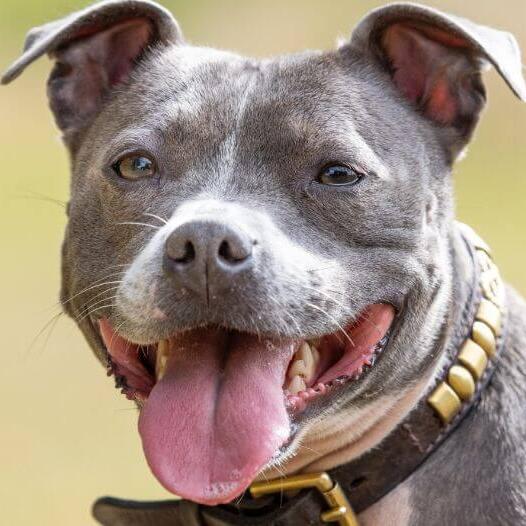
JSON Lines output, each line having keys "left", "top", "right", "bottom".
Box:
{"left": 260, "top": 223, "right": 475, "bottom": 480}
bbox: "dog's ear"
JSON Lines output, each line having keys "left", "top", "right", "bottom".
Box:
{"left": 349, "top": 3, "right": 526, "bottom": 154}
{"left": 1, "top": 0, "right": 182, "bottom": 149}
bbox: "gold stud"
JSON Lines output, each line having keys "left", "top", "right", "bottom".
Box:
{"left": 448, "top": 365, "right": 476, "bottom": 401}
{"left": 476, "top": 299, "right": 502, "bottom": 336}
{"left": 472, "top": 321, "right": 497, "bottom": 358}
{"left": 428, "top": 382, "right": 462, "bottom": 424}
{"left": 458, "top": 339, "right": 488, "bottom": 381}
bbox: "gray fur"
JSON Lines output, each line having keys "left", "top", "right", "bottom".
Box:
{"left": 2, "top": 1, "right": 526, "bottom": 523}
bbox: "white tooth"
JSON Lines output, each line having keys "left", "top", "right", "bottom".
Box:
{"left": 156, "top": 339, "right": 169, "bottom": 381}
{"left": 298, "top": 342, "right": 313, "bottom": 371}
{"left": 288, "top": 359, "right": 307, "bottom": 379}
{"left": 288, "top": 375, "right": 307, "bottom": 395}
{"left": 287, "top": 342, "right": 321, "bottom": 383}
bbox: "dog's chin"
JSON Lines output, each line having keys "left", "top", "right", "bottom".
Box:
{"left": 93, "top": 303, "right": 395, "bottom": 505}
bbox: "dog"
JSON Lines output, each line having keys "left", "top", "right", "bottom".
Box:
{"left": 3, "top": 1, "right": 526, "bottom": 524}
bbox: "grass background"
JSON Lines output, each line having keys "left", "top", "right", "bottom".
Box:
{"left": 0, "top": 0, "right": 525, "bottom": 524}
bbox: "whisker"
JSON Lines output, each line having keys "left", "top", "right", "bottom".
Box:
{"left": 61, "top": 278, "right": 124, "bottom": 307}
{"left": 271, "top": 462, "right": 287, "bottom": 507}
{"left": 25, "top": 311, "right": 64, "bottom": 356}
{"left": 75, "top": 303, "right": 117, "bottom": 325}
{"left": 101, "top": 318, "right": 129, "bottom": 360}
{"left": 300, "top": 283, "right": 349, "bottom": 311}
{"left": 305, "top": 302, "right": 355, "bottom": 347}
{"left": 270, "top": 276, "right": 348, "bottom": 309}
{"left": 40, "top": 313, "right": 63, "bottom": 354}
{"left": 14, "top": 190, "right": 67, "bottom": 209}
{"left": 143, "top": 212, "right": 168, "bottom": 225}
{"left": 81, "top": 285, "right": 121, "bottom": 305}
{"left": 234, "top": 489, "right": 248, "bottom": 506}
{"left": 117, "top": 221, "right": 160, "bottom": 230}
{"left": 77, "top": 295, "right": 118, "bottom": 321}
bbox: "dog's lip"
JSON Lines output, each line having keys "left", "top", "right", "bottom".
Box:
{"left": 96, "top": 302, "right": 396, "bottom": 412}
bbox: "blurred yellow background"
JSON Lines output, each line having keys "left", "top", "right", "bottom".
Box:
{"left": 0, "top": 0, "right": 524, "bottom": 524}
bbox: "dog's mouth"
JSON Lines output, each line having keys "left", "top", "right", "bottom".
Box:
{"left": 98, "top": 303, "right": 394, "bottom": 505}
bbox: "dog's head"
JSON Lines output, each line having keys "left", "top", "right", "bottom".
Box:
{"left": 4, "top": 0, "right": 525, "bottom": 505}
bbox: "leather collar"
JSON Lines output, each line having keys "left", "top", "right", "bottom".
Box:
{"left": 93, "top": 224, "right": 507, "bottom": 526}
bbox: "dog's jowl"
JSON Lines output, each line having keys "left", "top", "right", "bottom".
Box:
{"left": 3, "top": 1, "right": 526, "bottom": 525}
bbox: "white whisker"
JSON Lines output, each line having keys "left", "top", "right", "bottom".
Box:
{"left": 77, "top": 295, "right": 119, "bottom": 320}
{"left": 76, "top": 303, "right": 117, "bottom": 324}
{"left": 117, "top": 221, "right": 160, "bottom": 230}
{"left": 143, "top": 212, "right": 168, "bottom": 225}
{"left": 62, "top": 279, "right": 124, "bottom": 306}
{"left": 305, "top": 302, "right": 355, "bottom": 347}
{"left": 26, "top": 311, "right": 64, "bottom": 356}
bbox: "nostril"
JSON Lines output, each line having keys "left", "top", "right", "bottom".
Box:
{"left": 173, "top": 240, "right": 195, "bottom": 264}
{"left": 218, "top": 239, "right": 250, "bottom": 264}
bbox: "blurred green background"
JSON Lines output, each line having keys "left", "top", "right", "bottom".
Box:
{"left": 0, "top": 0, "right": 524, "bottom": 524}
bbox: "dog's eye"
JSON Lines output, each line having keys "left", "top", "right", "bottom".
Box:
{"left": 113, "top": 155, "right": 156, "bottom": 180}
{"left": 318, "top": 164, "right": 362, "bottom": 186}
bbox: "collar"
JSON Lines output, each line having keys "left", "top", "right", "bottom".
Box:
{"left": 93, "top": 223, "right": 507, "bottom": 526}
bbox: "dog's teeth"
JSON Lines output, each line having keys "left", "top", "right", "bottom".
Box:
{"left": 298, "top": 342, "right": 314, "bottom": 370}
{"left": 155, "top": 339, "right": 169, "bottom": 381}
{"left": 288, "top": 359, "right": 307, "bottom": 379}
{"left": 288, "top": 375, "right": 307, "bottom": 395}
{"left": 288, "top": 342, "right": 319, "bottom": 382}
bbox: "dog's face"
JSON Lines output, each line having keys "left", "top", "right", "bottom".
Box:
{"left": 3, "top": 0, "right": 525, "bottom": 506}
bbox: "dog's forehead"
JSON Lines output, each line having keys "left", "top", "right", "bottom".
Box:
{"left": 124, "top": 45, "right": 354, "bottom": 137}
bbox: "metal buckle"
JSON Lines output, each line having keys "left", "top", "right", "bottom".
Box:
{"left": 250, "top": 472, "right": 359, "bottom": 525}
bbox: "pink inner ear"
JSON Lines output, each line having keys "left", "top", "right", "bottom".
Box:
{"left": 382, "top": 23, "right": 469, "bottom": 125}
{"left": 426, "top": 78, "right": 457, "bottom": 124}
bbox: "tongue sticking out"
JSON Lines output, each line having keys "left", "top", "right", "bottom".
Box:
{"left": 138, "top": 328, "right": 294, "bottom": 505}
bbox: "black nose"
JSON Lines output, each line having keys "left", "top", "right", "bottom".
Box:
{"left": 164, "top": 220, "right": 254, "bottom": 299}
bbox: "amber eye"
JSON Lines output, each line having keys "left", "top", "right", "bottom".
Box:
{"left": 318, "top": 164, "right": 362, "bottom": 186}
{"left": 113, "top": 154, "right": 156, "bottom": 180}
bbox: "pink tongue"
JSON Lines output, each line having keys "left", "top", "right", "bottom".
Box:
{"left": 138, "top": 329, "right": 294, "bottom": 505}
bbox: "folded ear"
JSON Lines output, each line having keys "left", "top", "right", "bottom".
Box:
{"left": 350, "top": 3, "right": 526, "bottom": 148}
{"left": 1, "top": 0, "right": 182, "bottom": 148}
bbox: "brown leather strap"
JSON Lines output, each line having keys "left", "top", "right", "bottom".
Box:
{"left": 92, "top": 230, "right": 508, "bottom": 526}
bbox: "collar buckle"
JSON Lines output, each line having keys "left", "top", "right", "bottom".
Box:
{"left": 250, "top": 472, "right": 359, "bottom": 526}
